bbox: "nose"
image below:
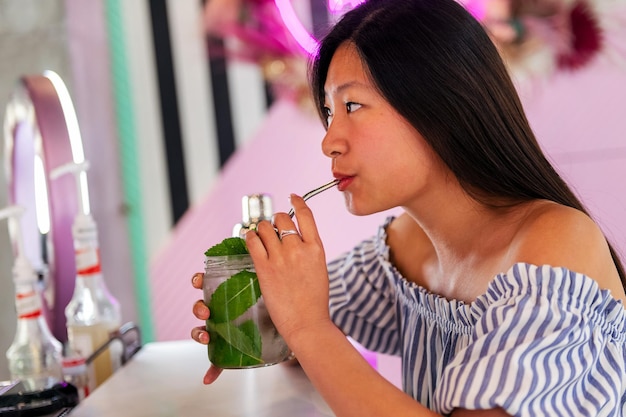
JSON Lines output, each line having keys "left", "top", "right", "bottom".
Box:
{"left": 321, "top": 123, "right": 347, "bottom": 159}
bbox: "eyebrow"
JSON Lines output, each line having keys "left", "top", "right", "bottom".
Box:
{"left": 324, "top": 80, "right": 371, "bottom": 98}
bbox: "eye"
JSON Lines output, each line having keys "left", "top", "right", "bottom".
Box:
{"left": 323, "top": 106, "right": 333, "bottom": 126}
{"left": 346, "top": 102, "right": 362, "bottom": 113}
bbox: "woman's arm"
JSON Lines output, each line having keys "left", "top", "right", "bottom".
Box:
{"left": 287, "top": 318, "right": 439, "bottom": 417}
{"left": 245, "top": 195, "right": 511, "bottom": 417}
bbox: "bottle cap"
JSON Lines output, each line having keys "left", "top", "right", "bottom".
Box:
{"left": 71, "top": 212, "right": 98, "bottom": 243}
{"left": 0, "top": 205, "right": 38, "bottom": 285}
{"left": 241, "top": 194, "right": 273, "bottom": 226}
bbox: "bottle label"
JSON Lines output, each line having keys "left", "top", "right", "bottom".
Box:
{"left": 68, "top": 324, "right": 112, "bottom": 390}
{"left": 76, "top": 247, "right": 102, "bottom": 275}
{"left": 68, "top": 327, "right": 96, "bottom": 356}
{"left": 15, "top": 290, "right": 42, "bottom": 319}
{"left": 67, "top": 329, "right": 97, "bottom": 393}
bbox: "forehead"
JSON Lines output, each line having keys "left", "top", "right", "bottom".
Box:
{"left": 330, "top": 42, "right": 362, "bottom": 66}
{"left": 325, "top": 42, "right": 372, "bottom": 92}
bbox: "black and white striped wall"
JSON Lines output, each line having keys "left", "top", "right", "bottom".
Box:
{"left": 119, "top": 0, "right": 331, "bottom": 257}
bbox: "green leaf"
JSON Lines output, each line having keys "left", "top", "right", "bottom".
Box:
{"left": 204, "top": 237, "right": 264, "bottom": 367}
{"left": 209, "top": 335, "right": 253, "bottom": 367}
{"left": 207, "top": 320, "right": 263, "bottom": 367}
{"left": 208, "top": 270, "right": 261, "bottom": 323}
{"left": 205, "top": 237, "right": 249, "bottom": 256}
{"left": 238, "top": 319, "right": 262, "bottom": 353}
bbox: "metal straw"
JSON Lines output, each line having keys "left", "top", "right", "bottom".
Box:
{"left": 288, "top": 179, "right": 340, "bottom": 218}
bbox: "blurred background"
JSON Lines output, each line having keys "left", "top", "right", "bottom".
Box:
{"left": 0, "top": 0, "right": 625, "bottom": 381}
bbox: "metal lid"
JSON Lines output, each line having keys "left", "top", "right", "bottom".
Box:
{"left": 241, "top": 194, "right": 273, "bottom": 226}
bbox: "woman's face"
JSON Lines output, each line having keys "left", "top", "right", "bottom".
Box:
{"left": 322, "top": 42, "right": 450, "bottom": 216}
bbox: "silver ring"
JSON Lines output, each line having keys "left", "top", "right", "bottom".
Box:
{"left": 279, "top": 229, "right": 300, "bottom": 240}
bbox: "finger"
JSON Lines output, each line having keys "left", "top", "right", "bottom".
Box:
{"left": 289, "top": 194, "right": 321, "bottom": 243}
{"left": 246, "top": 220, "right": 279, "bottom": 258}
{"left": 271, "top": 211, "right": 296, "bottom": 227}
{"left": 257, "top": 219, "right": 281, "bottom": 244}
{"left": 245, "top": 228, "right": 266, "bottom": 261}
{"left": 193, "top": 299, "right": 209, "bottom": 320}
{"left": 191, "top": 272, "right": 203, "bottom": 289}
{"left": 272, "top": 212, "right": 301, "bottom": 242}
{"left": 191, "top": 325, "right": 209, "bottom": 344}
{"left": 203, "top": 365, "right": 224, "bottom": 384}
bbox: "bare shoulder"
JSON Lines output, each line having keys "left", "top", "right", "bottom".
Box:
{"left": 386, "top": 212, "right": 435, "bottom": 285}
{"left": 387, "top": 212, "right": 422, "bottom": 235}
{"left": 387, "top": 212, "right": 431, "bottom": 252}
{"left": 511, "top": 201, "right": 625, "bottom": 299}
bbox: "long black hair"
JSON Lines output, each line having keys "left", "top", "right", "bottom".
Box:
{"left": 310, "top": 0, "right": 626, "bottom": 285}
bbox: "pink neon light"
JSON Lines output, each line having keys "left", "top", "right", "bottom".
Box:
{"left": 275, "top": 0, "right": 319, "bottom": 55}
{"left": 274, "top": 0, "right": 364, "bottom": 55}
{"left": 328, "top": 0, "right": 364, "bottom": 13}
{"left": 461, "top": 0, "right": 486, "bottom": 20}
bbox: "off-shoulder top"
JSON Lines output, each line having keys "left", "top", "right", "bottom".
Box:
{"left": 327, "top": 217, "right": 626, "bottom": 416}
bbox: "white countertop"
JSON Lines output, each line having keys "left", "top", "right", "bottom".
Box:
{"left": 68, "top": 340, "right": 334, "bottom": 416}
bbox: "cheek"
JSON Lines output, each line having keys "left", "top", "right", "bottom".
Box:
{"left": 375, "top": 139, "right": 425, "bottom": 176}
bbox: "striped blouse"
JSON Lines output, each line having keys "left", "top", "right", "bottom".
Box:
{"left": 327, "top": 217, "right": 626, "bottom": 416}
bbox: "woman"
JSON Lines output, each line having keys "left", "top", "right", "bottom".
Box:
{"left": 191, "top": 0, "right": 626, "bottom": 414}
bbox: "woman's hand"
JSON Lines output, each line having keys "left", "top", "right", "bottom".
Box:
{"left": 190, "top": 272, "right": 224, "bottom": 384}
{"left": 245, "top": 194, "right": 333, "bottom": 347}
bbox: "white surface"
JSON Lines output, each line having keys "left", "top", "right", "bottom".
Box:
{"left": 69, "top": 340, "right": 334, "bottom": 417}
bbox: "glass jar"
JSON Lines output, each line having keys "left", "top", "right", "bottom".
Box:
{"left": 203, "top": 254, "right": 293, "bottom": 368}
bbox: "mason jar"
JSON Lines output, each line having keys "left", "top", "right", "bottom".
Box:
{"left": 203, "top": 254, "right": 293, "bottom": 368}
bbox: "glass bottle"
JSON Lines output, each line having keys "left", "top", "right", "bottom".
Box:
{"left": 62, "top": 346, "right": 90, "bottom": 401}
{"left": 2, "top": 206, "right": 63, "bottom": 392}
{"left": 6, "top": 260, "right": 64, "bottom": 392}
{"left": 65, "top": 213, "right": 121, "bottom": 390}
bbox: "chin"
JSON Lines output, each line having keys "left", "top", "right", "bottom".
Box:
{"left": 346, "top": 203, "right": 381, "bottom": 217}
{"left": 345, "top": 196, "right": 395, "bottom": 217}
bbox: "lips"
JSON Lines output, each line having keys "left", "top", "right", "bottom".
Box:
{"left": 333, "top": 174, "right": 354, "bottom": 191}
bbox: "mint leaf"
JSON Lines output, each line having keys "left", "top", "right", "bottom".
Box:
{"left": 209, "top": 335, "right": 260, "bottom": 367}
{"left": 207, "top": 320, "right": 263, "bottom": 366}
{"left": 204, "top": 236, "right": 264, "bottom": 367}
{"left": 205, "top": 237, "right": 249, "bottom": 256}
{"left": 208, "top": 270, "right": 260, "bottom": 323}
{"left": 238, "top": 319, "right": 262, "bottom": 353}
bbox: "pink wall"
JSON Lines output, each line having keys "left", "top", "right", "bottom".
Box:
{"left": 150, "top": 99, "right": 399, "bottom": 342}
{"left": 150, "top": 56, "right": 625, "bottom": 387}
{"left": 522, "top": 58, "right": 626, "bottom": 257}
